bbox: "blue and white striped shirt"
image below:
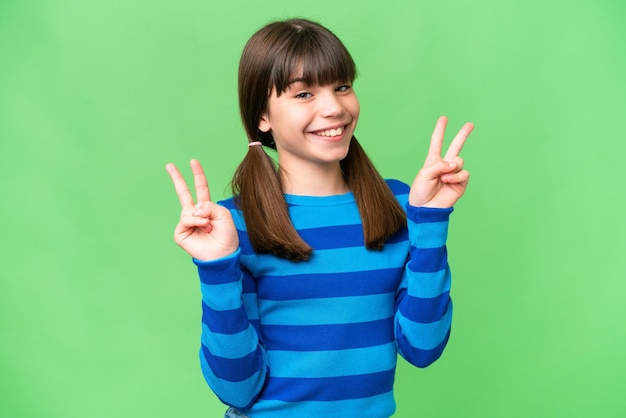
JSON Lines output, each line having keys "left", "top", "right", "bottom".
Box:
{"left": 194, "top": 179, "right": 453, "bottom": 417}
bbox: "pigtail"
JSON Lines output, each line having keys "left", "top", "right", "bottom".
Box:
{"left": 232, "top": 145, "right": 313, "bottom": 262}
{"left": 234, "top": 19, "right": 401, "bottom": 261}
{"left": 233, "top": 138, "right": 405, "bottom": 261}
{"left": 342, "top": 137, "right": 407, "bottom": 250}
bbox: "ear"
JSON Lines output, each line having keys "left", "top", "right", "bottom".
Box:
{"left": 258, "top": 113, "right": 271, "bottom": 133}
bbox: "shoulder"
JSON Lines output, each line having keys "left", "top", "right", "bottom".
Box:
{"left": 385, "top": 179, "right": 410, "bottom": 196}
{"left": 217, "top": 196, "right": 238, "bottom": 210}
{"left": 385, "top": 179, "right": 410, "bottom": 207}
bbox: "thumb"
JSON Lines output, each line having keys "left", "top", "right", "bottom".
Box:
{"left": 421, "top": 160, "right": 458, "bottom": 180}
{"left": 192, "top": 201, "right": 226, "bottom": 218}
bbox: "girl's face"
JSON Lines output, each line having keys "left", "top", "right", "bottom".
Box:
{"left": 258, "top": 79, "right": 360, "bottom": 172}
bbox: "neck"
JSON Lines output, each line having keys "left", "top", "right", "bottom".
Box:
{"left": 279, "top": 162, "right": 348, "bottom": 196}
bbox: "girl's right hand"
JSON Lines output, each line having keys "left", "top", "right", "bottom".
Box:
{"left": 165, "top": 159, "right": 239, "bottom": 261}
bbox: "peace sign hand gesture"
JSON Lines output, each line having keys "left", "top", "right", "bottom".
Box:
{"left": 165, "top": 159, "right": 239, "bottom": 261}
{"left": 409, "top": 116, "right": 474, "bottom": 208}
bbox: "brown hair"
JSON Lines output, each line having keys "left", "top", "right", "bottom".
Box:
{"left": 232, "top": 18, "right": 406, "bottom": 262}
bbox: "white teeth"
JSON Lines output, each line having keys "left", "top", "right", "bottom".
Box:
{"left": 316, "top": 126, "right": 344, "bottom": 137}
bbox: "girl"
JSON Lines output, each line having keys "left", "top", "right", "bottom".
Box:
{"left": 166, "top": 18, "right": 473, "bottom": 418}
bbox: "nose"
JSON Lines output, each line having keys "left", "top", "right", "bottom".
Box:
{"left": 318, "top": 91, "right": 344, "bottom": 118}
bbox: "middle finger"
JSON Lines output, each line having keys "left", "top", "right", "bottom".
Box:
{"left": 443, "top": 122, "right": 474, "bottom": 161}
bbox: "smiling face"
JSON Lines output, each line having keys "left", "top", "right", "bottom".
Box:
{"left": 258, "top": 79, "right": 360, "bottom": 171}
{"left": 238, "top": 19, "right": 358, "bottom": 146}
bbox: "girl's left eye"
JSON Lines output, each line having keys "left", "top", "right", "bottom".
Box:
{"left": 336, "top": 84, "right": 351, "bottom": 92}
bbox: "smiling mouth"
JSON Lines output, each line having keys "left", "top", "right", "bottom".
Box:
{"left": 312, "top": 125, "right": 346, "bottom": 137}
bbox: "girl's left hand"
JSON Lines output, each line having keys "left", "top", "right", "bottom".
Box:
{"left": 409, "top": 116, "right": 474, "bottom": 208}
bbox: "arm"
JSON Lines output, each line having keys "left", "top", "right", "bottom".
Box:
{"left": 395, "top": 116, "right": 473, "bottom": 366}
{"left": 395, "top": 205, "right": 453, "bottom": 367}
{"left": 165, "top": 160, "right": 268, "bottom": 407}
{"left": 195, "top": 251, "right": 268, "bottom": 408}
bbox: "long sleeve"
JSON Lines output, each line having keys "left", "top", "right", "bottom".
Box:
{"left": 194, "top": 249, "right": 269, "bottom": 409}
{"left": 395, "top": 205, "right": 454, "bottom": 367}
{"left": 190, "top": 186, "right": 456, "bottom": 416}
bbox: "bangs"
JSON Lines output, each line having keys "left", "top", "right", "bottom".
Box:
{"left": 269, "top": 29, "right": 356, "bottom": 95}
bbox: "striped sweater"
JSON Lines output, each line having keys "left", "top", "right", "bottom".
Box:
{"left": 193, "top": 180, "right": 453, "bottom": 417}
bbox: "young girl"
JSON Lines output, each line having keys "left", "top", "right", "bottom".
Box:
{"left": 166, "top": 18, "right": 473, "bottom": 418}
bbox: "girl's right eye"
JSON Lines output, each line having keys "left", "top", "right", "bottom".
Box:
{"left": 295, "top": 92, "right": 312, "bottom": 99}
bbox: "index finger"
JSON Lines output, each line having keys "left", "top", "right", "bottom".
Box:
{"left": 165, "top": 162, "right": 195, "bottom": 207}
{"left": 443, "top": 122, "right": 474, "bottom": 161}
{"left": 190, "top": 159, "right": 211, "bottom": 203}
{"left": 426, "top": 116, "right": 449, "bottom": 160}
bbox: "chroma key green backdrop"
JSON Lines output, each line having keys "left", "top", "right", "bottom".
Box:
{"left": 1, "top": 0, "right": 624, "bottom": 417}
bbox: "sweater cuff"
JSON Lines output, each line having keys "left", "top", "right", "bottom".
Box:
{"left": 406, "top": 205, "right": 454, "bottom": 224}
{"left": 193, "top": 249, "right": 242, "bottom": 285}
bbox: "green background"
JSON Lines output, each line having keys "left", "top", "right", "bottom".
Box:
{"left": 1, "top": 0, "right": 624, "bottom": 417}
